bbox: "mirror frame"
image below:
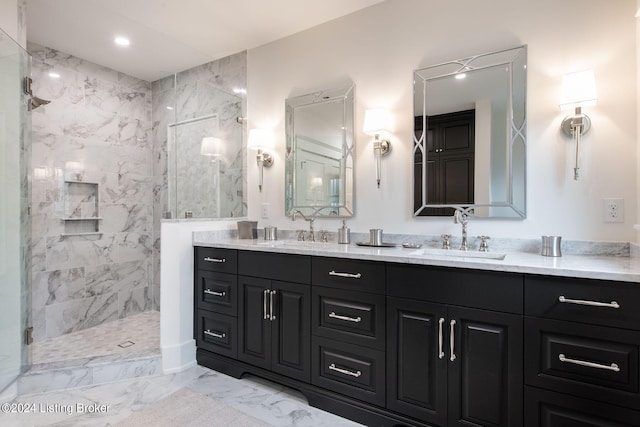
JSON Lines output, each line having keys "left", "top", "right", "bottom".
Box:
{"left": 285, "top": 85, "right": 355, "bottom": 217}
{"left": 413, "top": 45, "right": 527, "bottom": 218}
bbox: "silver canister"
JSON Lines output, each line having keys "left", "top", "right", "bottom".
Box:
{"left": 541, "top": 235, "right": 562, "bottom": 257}
{"left": 237, "top": 221, "right": 258, "bottom": 239}
{"left": 264, "top": 226, "right": 277, "bottom": 241}
{"left": 370, "top": 229, "right": 384, "bottom": 246}
{"left": 338, "top": 220, "right": 350, "bottom": 244}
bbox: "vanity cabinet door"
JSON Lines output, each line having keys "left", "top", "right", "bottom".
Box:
{"left": 448, "top": 306, "right": 523, "bottom": 427}
{"left": 386, "top": 297, "right": 447, "bottom": 426}
{"left": 271, "top": 280, "right": 310, "bottom": 383}
{"left": 238, "top": 275, "right": 272, "bottom": 370}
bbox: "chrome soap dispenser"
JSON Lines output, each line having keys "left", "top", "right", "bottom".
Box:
{"left": 338, "top": 220, "right": 350, "bottom": 244}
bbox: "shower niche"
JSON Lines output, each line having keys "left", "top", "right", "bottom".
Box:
{"left": 61, "top": 180, "right": 101, "bottom": 237}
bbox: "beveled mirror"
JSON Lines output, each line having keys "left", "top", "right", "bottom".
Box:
{"left": 285, "top": 85, "right": 354, "bottom": 217}
{"left": 413, "top": 45, "right": 526, "bottom": 218}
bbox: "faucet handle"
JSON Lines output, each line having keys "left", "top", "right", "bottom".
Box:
{"left": 441, "top": 234, "right": 451, "bottom": 250}
{"left": 296, "top": 229, "right": 305, "bottom": 241}
{"left": 477, "top": 235, "right": 491, "bottom": 252}
{"left": 319, "top": 230, "right": 328, "bottom": 243}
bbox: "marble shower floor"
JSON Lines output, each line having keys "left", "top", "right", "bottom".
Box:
{"left": 4, "top": 365, "right": 364, "bottom": 426}
{"left": 31, "top": 311, "right": 160, "bottom": 369}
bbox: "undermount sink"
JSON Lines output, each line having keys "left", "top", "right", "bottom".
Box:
{"left": 409, "top": 248, "right": 506, "bottom": 260}
{"left": 256, "top": 240, "right": 317, "bottom": 247}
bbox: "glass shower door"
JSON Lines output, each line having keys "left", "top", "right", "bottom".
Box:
{"left": 0, "top": 29, "right": 31, "bottom": 394}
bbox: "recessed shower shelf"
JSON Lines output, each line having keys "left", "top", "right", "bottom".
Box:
{"left": 61, "top": 232, "right": 104, "bottom": 237}
{"left": 61, "top": 217, "right": 103, "bottom": 221}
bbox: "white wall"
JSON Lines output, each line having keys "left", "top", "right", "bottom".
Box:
{"left": 247, "top": 0, "right": 638, "bottom": 242}
{"left": 0, "top": 0, "right": 18, "bottom": 41}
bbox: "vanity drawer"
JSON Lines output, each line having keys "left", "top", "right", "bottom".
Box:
{"left": 525, "top": 275, "right": 640, "bottom": 330}
{"left": 196, "top": 310, "right": 237, "bottom": 359}
{"left": 312, "top": 286, "right": 385, "bottom": 350}
{"left": 238, "top": 250, "right": 310, "bottom": 284}
{"left": 312, "top": 336, "right": 385, "bottom": 407}
{"left": 525, "top": 317, "right": 640, "bottom": 410}
{"left": 195, "top": 247, "right": 237, "bottom": 274}
{"left": 525, "top": 386, "right": 640, "bottom": 427}
{"left": 195, "top": 271, "right": 237, "bottom": 316}
{"left": 312, "top": 257, "right": 385, "bottom": 294}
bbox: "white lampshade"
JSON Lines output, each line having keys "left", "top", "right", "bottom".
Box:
{"left": 247, "top": 128, "right": 275, "bottom": 150}
{"left": 363, "top": 109, "right": 392, "bottom": 135}
{"left": 200, "top": 137, "right": 223, "bottom": 157}
{"left": 559, "top": 70, "right": 597, "bottom": 111}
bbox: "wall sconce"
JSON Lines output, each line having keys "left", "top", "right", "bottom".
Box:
{"left": 559, "top": 69, "right": 597, "bottom": 180}
{"left": 247, "top": 128, "right": 275, "bottom": 192}
{"left": 363, "top": 108, "right": 392, "bottom": 188}
{"left": 200, "top": 136, "right": 224, "bottom": 158}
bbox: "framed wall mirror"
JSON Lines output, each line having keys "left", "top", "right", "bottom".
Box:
{"left": 285, "top": 85, "right": 355, "bottom": 217}
{"left": 413, "top": 45, "right": 526, "bottom": 218}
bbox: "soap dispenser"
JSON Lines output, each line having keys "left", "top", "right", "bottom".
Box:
{"left": 338, "top": 220, "right": 350, "bottom": 244}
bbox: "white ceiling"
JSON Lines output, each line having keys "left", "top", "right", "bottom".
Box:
{"left": 26, "top": 0, "right": 383, "bottom": 82}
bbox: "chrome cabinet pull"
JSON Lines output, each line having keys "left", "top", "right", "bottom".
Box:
{"left": 204, "top": 329, "right": 226, "bottom": 339}
{"left": 328, "top": 363, "right": 362, "bottom": 378}
{"left": 559, "top": 354, "right": 620, "bottom": 372}
{"left": 204, "top": 257, "right": 226, "bottom": 263}
{"left": 270, "top": 290, "right": 277, "bottom": 320}
{"left": 449, "top": 319, "right": 456, "bottom": 362}
{"left": 328, "top": 270, "right": 362, "bottom": 279}
{"left": 438, "top": 318, "right": 445, "bottom": 359}
{"left": 328, "top": 312, "right": 362, "bottom": 323}
{"left": 263, "top": 289, "right": 269, "bottom": 320}
{"left": 558, "top": 296, "right": 620, "bottom": 309}
{"left": 204, "top": 289, "right": 226, "bottom": 297}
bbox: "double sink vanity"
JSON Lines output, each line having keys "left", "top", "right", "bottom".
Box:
{"left": 192, "top": 233, "right": 640, "bottom": 427}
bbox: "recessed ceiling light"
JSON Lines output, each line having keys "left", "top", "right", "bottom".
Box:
{"left": 166, "top": 106, "right": 174, "bottom": 110}
{"left": 455, "top": 73, "right": 466, "bottom": 80}
{"left": 48, "top": 72, "right": 61, "bottom": 79}
{"left": 233, "top": 88, "right": 247, "bottom": 94}
{"left": 114, "top": 36, "right": 130, "bottom": 47}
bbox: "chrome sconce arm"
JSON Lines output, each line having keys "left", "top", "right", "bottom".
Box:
{"left": 363, "top": 108, "right": 392, "bottom": 188}
{"left": 248, "top": 128, "right": 275, "bottom": 192}
{"left": 373, "top": 133, "right": 391, "bottom": 188}
{"left": 561, "top": 106, "right": 591, "bottom": 180}
{"left": 255, "top": 149, "right": 274, "bottom": 192}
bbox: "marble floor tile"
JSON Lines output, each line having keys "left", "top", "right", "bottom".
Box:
{"left": 4, "top": 366, "right": 363, "bottom": 427}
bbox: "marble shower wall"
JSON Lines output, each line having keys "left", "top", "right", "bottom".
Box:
{"left": 29, "top": 43, "right": 154, "bottom": 342}
{"left": 152, "top": 51, "right": 247, "bottom": 306}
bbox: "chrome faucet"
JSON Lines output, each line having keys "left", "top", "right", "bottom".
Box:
{"left": 453, "top": 210, "right": 469, "bottom": 251}
{"left": 291, "top": 210, "right": 315, "bottom": 242}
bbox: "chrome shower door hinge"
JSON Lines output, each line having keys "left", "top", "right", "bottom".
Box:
{"left": 25, "top": 326, "right": 33, "bottom": 345}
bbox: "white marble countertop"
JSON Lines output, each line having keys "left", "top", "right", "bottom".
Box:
{"left": 193, "top": 234, "right": 640, "bottom": 283}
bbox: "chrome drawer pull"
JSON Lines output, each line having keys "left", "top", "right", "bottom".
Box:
{"left": 329, "top": 312, "right": 362, "bottom": 323}
{"left": 263, "top": 289, "right": 270, "bottom": 320}
{"left": 328, "top": 271, "right": 362, "bottom": 279}
{"left": 438, "top": 318, "right": 445, "bottom": 359}
{"left": 559, "top": 354, "right": 620, "bottom": 372}
{"left": 204, "top": 289, "right": 226, "bottom": 297}
{"left": 558, "top": 296, "right": 620, "bottom": 309}
{"left": 329, "top": 363, "right": 362, "bottom": 378}
{"left": 449, "top": 319, "right": 456, "bottom": 362}
{"left": 204, "top": 329, "right": 226, "bottom": 339}
{"left": 204, "top": 257, "right": 226, "bottom": 263}
{"left": 270, "top": 290, "right": 277, "bottom": 321}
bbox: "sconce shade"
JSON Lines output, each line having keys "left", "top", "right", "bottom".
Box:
{"left": 200, "top": 137, "right": 223, "bottom": 157}
{"left": 559, "top": 70, "right": 597, "bottom": 110}
{"left": 363, "top": 109, "right": 392, "bottom": 135}
{"left": 247, "top": 128, "right": 275, "bottom": 150}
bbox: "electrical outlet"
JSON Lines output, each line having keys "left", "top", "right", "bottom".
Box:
{"left": 261, "top": 203, "right": 269, "bottom": 219}
{"left": 603, "top": 198, "right": 624, "bottom": 223}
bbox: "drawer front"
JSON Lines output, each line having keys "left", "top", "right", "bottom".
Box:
{"left": 525, "top": 386, "right": 640, "bottom": 427}
{"left": 196, "top": 310, "right": 237, "bottom": 359}
{"left": 238, "top": 250, "right": 310, "bottom": 284}
{"left": 195, "top": 247, "right": 238, "bottom": 274}
{"left": 196, "top": 271, "right": 237, "bottom": 316}
{"left": 312, "top": 336, "right": 385, "bottom": 406}
{"left": 525, "top": 275, "right": 640, "bottom": 330}
{"left": 525, "top": 317, "right": 640, "bottom": 410}
{"left": 312, "top": 287, "right": 385, "bottom": 350}
{"left": 312, "top": 257, "right": 385, "bottom": 294}
{"left": 387, "top": 264, "right": 523, "bottom": 314}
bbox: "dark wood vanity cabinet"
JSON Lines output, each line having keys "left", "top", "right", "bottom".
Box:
{"left": 524, "top": 275, "right": 640, "bottom": 425}
{"left": 387, "top": 265, "right": 524, "bottom": 427}
{"left": 195, "top": 246, "right": 640, "bottom": 427}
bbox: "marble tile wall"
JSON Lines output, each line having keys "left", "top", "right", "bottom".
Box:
{"left": 29, "top": 43, "right": 154, "bottom": 342}
{"left": 151, "top": 51, "right": 247, "bottom": 308}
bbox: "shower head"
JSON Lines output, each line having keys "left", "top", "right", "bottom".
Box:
{"left": 30, "top": 96, "right": 51, "bottom": 110}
